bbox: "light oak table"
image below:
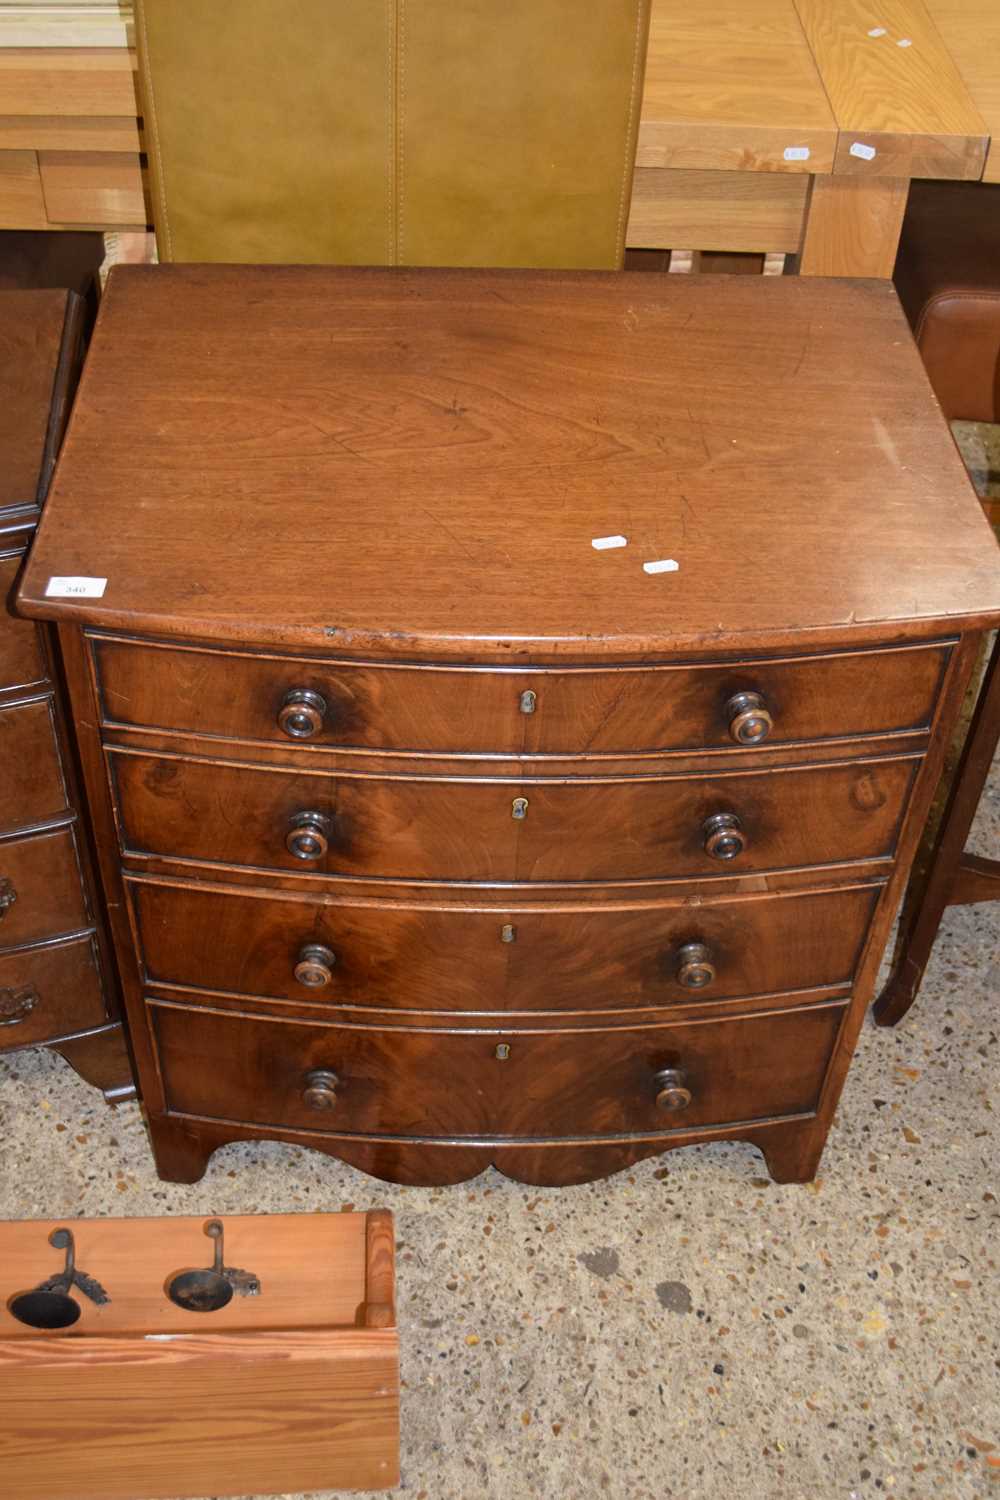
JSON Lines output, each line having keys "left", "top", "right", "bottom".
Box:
{"left": 0, "top": 0, "right": 993, "bottom": 277}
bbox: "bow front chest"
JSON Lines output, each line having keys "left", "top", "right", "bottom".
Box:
{"left": 18, "top": 266, "right": 1000, "bottom": 1185}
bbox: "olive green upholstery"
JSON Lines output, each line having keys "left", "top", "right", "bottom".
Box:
{"left": 136, "top": 0, "right": 650, "bottom": 269}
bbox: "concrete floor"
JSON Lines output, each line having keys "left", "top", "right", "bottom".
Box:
{"left": 2, "top": 429, "right": 998, "bottom": 1500}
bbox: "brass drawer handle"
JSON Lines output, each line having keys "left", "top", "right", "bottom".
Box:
{"left": 726, "top": 690, "right": 773, "bottom": 746}
{"left": 286, "top": 811, "right": 332, "bottom": 861}
{"left": 294, "top": 943, "right": 337, "bottom": 988}
{"left": 676, "top": 942, "right": 715, "bottom": 990}
{"left": 302, "top": 1068, "right": 339, "bottom": 1110}
{"left": 703, "top": 811, "right": 746, "bottom": 861}
{"left": 0, "top": 876, "right": 16, "bottom": 919}
{"left": 0, "top": 985, "right": 38, "bottom": 1027}
{"left": 653, "top": 1067, "right": 692, "bottom": 1112}
{"left": 278, "top": 687, "right": 327, "bottom": 740}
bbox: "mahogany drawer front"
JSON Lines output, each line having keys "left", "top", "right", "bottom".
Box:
{"left": 0, "top": 826, "right": 89, "bottom": 949}
{"left": 110, "top": 750, "right": 919, "bottom": 884}
{"left": 1, "top": 556, "right": 46, "bottom": 693}
{"left": 91, "top": 636, "right": 949, "bottom": 757}
{"left": 148, "top": 999, "right": 846, "bottom": 1140}
{"left": 129, "top": 878, "right": 879, "bottom": 1013}
{"left": 0, "top": 698, "right": 66, "bottom": 830}
{"left": 0, "top": 935, "right": 108, "bottom": 1050}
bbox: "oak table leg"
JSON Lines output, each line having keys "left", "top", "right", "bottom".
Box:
{"left": 875, "top": 634, "right": 1000, "bottom": 1027}
{"left": 799, "top": 175, "right": 910, "bottom": 278}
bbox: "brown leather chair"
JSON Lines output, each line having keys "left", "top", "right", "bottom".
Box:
{"left": 894, "top": 181, "right": 1000, "bottom": 425}
{"left": 878, "top": 182, "right": 1000, "bottom": 1029}
{"left": 135, "top": 0, "right": 650, "bottom": 270}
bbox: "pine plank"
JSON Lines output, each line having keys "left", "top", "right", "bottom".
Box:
{"left": 0, "top": 46, "right": 137, "bottom": 114}
{"left": 793, "top": 0, "right": 988, "bottom": 180}
{"left": 638, "top": 0, "right": 837, "bottom": 173}
{"left": 924, "top": 0, "right": 1000, "bottom": 182}
{"left": 628, "top": 165, "right": 809, "bottom": 251}
{"left": 0, "top": 146, "right": 48, "bottom": 226}
{"left": 38, "top": 146, "right": 146, "bottom": 224}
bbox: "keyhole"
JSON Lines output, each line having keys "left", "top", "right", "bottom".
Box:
{"left": 511, "top": 797, "right": 529, "bottom": 820}
{"left": 519, "top": 690, "right": 537, "bottom": 715}
{"left": 495, "top": 1043, "right": 511, "bottom": 1060}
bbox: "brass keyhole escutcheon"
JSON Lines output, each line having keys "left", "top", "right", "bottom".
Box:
{"left": 519, "top": 689, "right": 537, "bottom": 714}
{"left": 511, "top": 797, "right": 529, "bottom": 820}
{"left": 495, "top": 1043, "right": 511, "bottom": 1060}
{"left": 500, "top": 924, "right": 516, "bottom": 943}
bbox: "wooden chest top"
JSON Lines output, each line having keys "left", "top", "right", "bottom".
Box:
{"left": 18, "top": 265, "right": 1000, "bottom": 658}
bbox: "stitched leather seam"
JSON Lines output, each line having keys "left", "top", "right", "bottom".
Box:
{"left": 136, "top": 0, "right": 173, "bottom": 260}
{"left": 397, "top": 0, "right": 405, "bottom": 266}
{"left": 615, "top": 0, "right": 646, "bottom": 266}
{"left": 386, "top": 0, "right": 393, "bottom": 263}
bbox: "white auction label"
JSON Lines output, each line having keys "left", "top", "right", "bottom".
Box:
{"left": 642, "top": 559, "right": 679, "bottom": 575}
{"left": 45, "top": 576, "right": 108, "bottom": 598}
{"left": 591, "top": 534, "right": 628, "bottom": 550}
{"left": 849, "top": 142, "right": 877, "bottom": 161}
{"left": 783, "top": 146, "right": 811, "bottom": 162}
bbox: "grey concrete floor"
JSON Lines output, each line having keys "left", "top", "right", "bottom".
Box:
{"left": 2, "top": 426, "right": 998, "bottom": 1500}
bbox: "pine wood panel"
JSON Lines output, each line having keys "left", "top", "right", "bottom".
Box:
{"left": 0, "top": 47, "right": 137, "bottom": 115}
{"left": 38, "top": 148, "right": 146, "bottom": 224}
{"left": 0, "top": 1211, "right": 398, "bottom": 1499}
{"left": 0, "top": 1213, "right": 372, "bottom": 1336}
{"left": 0, "top": 148, "right": 47, "bottom": 228}
{"left": 925, "top": 0, "right": 1000, "bottom": 182}
{"left": 637, "top": 0, "right": 837, "bottom": 173}
{"left": 21, "top": 268, "right": 1000, "bottom": 657}
{"left": 799, "top": 173, "right": 910, "bottom": 277}
{"left": 0, "top": 113, "right": 141, "bottom": 152}
{"left": 793, "top": 0, "right": 987, "bottom": 180}
{"left": 628, "top": 165, "right": 808, "bottom": 251}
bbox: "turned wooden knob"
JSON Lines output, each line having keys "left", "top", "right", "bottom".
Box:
{"left": 285, "top": 811, "right": 331, "bottom": 861}
{"left": 726, "top": 690, "right": 773, "bottom": 745}
{"left": 294, "top": 943, "right": 337, "bottom": 988}
{"left": 703, "top": 811, "right": 746, "bottom": 861}
{"left": 301, "top": 1068, "right": 339, "bottom": 1110}
{"left": 278, "top": 687, "right": 327, "bottom": 740}
{"left": 676, "top": 941, "right": 715, "bottom": 989}
{"left": 653, "top": 1067, "right": 692, "bottom": 1112}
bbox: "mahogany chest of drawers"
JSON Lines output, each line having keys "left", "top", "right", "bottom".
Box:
{"left": 18, "top": 266, "right": 1000, "bottom": 1184}
{"left": 0, "top": 289, "right": 131, "bottom": 1100}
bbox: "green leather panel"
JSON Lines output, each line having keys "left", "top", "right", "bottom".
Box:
{"left": 136, "top": 0, "right": 650, "bottom": 269}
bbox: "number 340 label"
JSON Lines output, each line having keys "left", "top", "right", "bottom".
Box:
{"left": 44, "top": 576, "right": 107, "bottom": 598}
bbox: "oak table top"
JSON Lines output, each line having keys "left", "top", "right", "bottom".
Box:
{"left": 18, "top": 264, "right": 1000, "bottom": 659}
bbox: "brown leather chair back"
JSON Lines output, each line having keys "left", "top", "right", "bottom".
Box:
{"left": 136, "top": 0, "right": 650, "bottom": 269}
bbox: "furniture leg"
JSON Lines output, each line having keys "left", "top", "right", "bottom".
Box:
{"left": 799, "top": 175, "right": 910, "bottom": 278}
{"left": 875, "top": 632, "right": 1000, "bottom": 1027}
{"left": 48, "top": 1023, "right": 135, "bottom": 1103}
